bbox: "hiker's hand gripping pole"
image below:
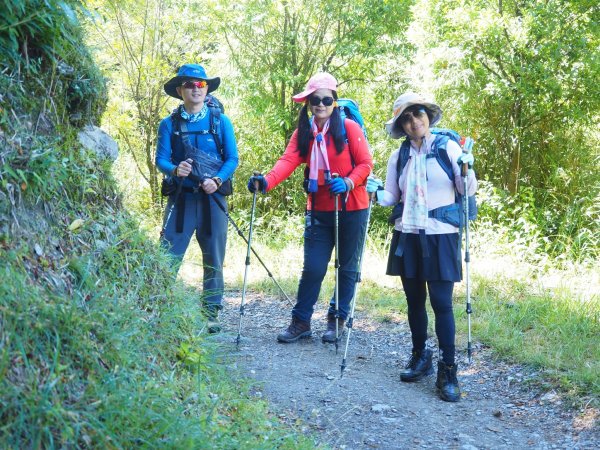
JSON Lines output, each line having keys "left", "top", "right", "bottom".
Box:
{"left": 236, "top": 171, "right": 261, "bottom": 347}
{"left": 340, "top": 188, "right": 375, "bottom": 377}
{"left": 462, "top": 138, "right": 474, "bottom": 363}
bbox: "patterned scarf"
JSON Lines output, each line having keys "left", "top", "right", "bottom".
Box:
{"left": 401, "top": 144, "right": 428, "bottom": 233}
{"left": 180, "top": 105, "right": 208, "bottom": 123}
{"left": 307, "top": 119, "right": 331, "bottom": 193}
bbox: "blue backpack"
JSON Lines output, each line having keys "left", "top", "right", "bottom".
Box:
{"left": 338, "top": 98, "right": 368, "bottom": 143}
{"left": 390, "top": 127, "right": 477, "bottom": 228}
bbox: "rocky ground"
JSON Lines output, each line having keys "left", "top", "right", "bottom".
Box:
{"left": 207, "top": 292, "right": 598, "bottom": 450}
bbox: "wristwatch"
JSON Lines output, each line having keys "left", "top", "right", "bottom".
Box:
{"left": 212, "top": 177, "right": 223, "bottom": 188}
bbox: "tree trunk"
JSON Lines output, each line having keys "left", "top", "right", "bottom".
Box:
{"left": 506, "top": 96, "right": 522, "bottom": 194}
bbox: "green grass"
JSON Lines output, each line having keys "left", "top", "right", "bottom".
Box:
{"left": 468, "top": 276, "right": 599, "bottom": 404}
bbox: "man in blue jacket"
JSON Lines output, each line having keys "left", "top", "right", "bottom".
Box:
{"left": 156, "top": 64, "right": 239, "bottom": 333}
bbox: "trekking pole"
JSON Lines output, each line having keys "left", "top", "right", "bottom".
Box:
{"left": 236, "top": 171, "right": 260, "bottom": 347}
{"left": 209, "top": 195, "right": 293, "bottom": 306}
{"left": 340, "top": 190, "right": 374, "bottom": 378}
{"left": 462, "top": 138, "right": 474, "bottom": 363}
{"left": 332, "top": 173, "right": 341, "bottom": 354}
{"left": 160, "top": 181, "right": 183, "bottom": 238}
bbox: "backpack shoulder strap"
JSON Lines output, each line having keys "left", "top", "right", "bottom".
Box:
{"left": 396, "top": 138, "right": 411, "bottom": 179}
{"left": 339, "top": 106, "right": 348, "bottom": 143}
{"left": 170, "top": 107, "right": 182, "bottom": 155}
{"left": 208, "top": 103, "right": 223, "bottom": 157}
{"left": 431, "top": 135, "right": 453, "bottom": 182}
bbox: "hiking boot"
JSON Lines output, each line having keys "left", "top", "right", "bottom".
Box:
{"left": 400, "top": 349, "right": 433, "bottom": 382}
{"left": 277, "top": 317, "right": 312, "bottom": 343}
{"left": 321, "top": 313, "right": 345, "bottom": 343}
{"left": 436, "top": 361, "right": 461, "bottom": 402}
{"left": 203, "top": 305, "right": 221, "bottom": 334}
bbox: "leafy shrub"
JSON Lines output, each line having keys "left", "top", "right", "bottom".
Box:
{"left": 0, "top": 0, "right": 107, "bottom": 125}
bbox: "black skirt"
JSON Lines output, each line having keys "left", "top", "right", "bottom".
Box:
{"left": 386, "top": 230, "right": 462, "bottom": 282}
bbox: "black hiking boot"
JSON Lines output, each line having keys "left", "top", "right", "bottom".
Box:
{"left": 203, "top": 305, "right": 221, "bottom": 334}
{"left": 436, "top": 361, "right": 461, "bottom": 402}
{"left": 400, "top": 349, "right": 433, "bottom": 382}
{"left": 321, "top": 313, "right": 345, "bottom": 343}
{"left": 277, "top": 317, "right": 312, "bottom": 343}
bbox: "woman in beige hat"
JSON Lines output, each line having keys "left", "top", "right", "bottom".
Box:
{"left": 367, "top": 92, "right": 477, "bottom": 402}
{"left": 248, "top": 72, "right": 373, "bottom": 345}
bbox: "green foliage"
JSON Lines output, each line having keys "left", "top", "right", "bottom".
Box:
{"left": 384, "top": 0, "right": 600, "bottom": 261}
{"left": 219, "top": 0, "right": 412, "bottom": 139}
{"left": 88, "top": 0, "right": 227, "bottom": 209}
{"left": 216, "top": 0, "right": 413, "bottom": 219}
{"left": 476, "top": 180, "right": 599, "bottom": 263}
{"left": 0, "top": 0, "right": 107, "bottom": 124}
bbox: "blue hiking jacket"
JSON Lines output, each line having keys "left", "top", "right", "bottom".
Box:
{"left": 155, "top": 110, "right": 239, "bottom": 188}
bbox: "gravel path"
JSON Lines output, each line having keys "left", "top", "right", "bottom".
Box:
{"left": 209, "top": 292, "right": 598, "bottom": 450}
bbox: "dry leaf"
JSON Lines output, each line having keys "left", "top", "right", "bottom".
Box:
{"left": 68, "top": 218, "right": 84, "bottom": 231}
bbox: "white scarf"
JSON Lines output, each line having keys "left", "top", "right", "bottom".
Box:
{"left": 401, "top": 142, "right": 428, "bottom": 233}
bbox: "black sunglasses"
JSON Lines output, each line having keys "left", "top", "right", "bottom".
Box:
{"left": 399, "top": 106, "right": 427, "bottom": 124}
{"left": 309, "top": 96, "right": 335, "bottom": 107}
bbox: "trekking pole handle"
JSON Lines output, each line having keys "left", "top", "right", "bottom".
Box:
{"left": 332, "top": 173, "right": 339, "bottom": 179}
{"left": 253, "top": 170, "right": 261, "bottom": 190}
{"left": 461, "top": 138, "right": 474, "bottom": 177}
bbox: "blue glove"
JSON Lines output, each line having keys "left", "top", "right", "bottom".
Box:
{"left": 328, "top": 177, "right": 349, "bottom": 195}
{"left": 366, "top": 176, "right": 383, "bottom": 193}
{"left": 457, "top": 152, "right": 474, "bottom": 168}
{"left": 247, "top": 175, "right": 267, "bottom": 193}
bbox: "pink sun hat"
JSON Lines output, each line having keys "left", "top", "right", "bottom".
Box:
{"left": 292, "top": 72, "right": 338, "bottom": 103}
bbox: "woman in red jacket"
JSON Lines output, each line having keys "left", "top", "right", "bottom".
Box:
{"left": 248, "top": 72, "right": 372, "bottom": 343}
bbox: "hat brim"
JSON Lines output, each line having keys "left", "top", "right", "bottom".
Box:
{"left": 164, "top": 76, "right": 221, "bottom": 99}
{"left": 384, "top": 101, "right": 442, "bottom": 139}
{"left": 292, "top": 88, "right": 317, "bottom": 103}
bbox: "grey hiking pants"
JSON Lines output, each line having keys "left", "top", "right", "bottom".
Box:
{"left": 161, "top": 190, "right": 228, "bottom": 307}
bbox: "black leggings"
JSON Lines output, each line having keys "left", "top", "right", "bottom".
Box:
{"left": 401, "top": 277, "right": 456, "bottom": 365}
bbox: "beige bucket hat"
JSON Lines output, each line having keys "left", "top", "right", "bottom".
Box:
{"left": 385, "top": 92, "right": 443, "bottom": 139}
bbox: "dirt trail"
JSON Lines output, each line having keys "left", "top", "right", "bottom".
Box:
{"left": 209, "top": 293, "right": 597, "bottom": 450}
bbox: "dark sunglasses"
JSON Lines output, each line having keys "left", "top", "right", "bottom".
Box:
{"left": 399, "top": 107, "right": 427, "bottom": 124}
{"left": 309, "top": 96, "right": 335, "bottom": 107}
{"left": 181, "top": 80, "right": 208, "bottom": 89}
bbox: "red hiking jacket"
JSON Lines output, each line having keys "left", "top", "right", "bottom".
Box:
{"left": 264, "top": 119, "right": 372, "bottom": 211}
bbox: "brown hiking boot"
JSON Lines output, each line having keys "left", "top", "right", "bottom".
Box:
{"left": 321, "top": 313, "right": 345, "bottom": 343}
{"left": 277, "top": 316, "right": 312, "bottom": 343}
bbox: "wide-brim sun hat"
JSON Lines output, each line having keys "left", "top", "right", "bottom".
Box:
{"left": 164, "top": 63, "right": 221, "bottom": 99}
{"left": 292, "top": 72, "right": 338, "bottom": 103}
{"left": 385, "top": 92, "right": 443, "bottom": 139}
